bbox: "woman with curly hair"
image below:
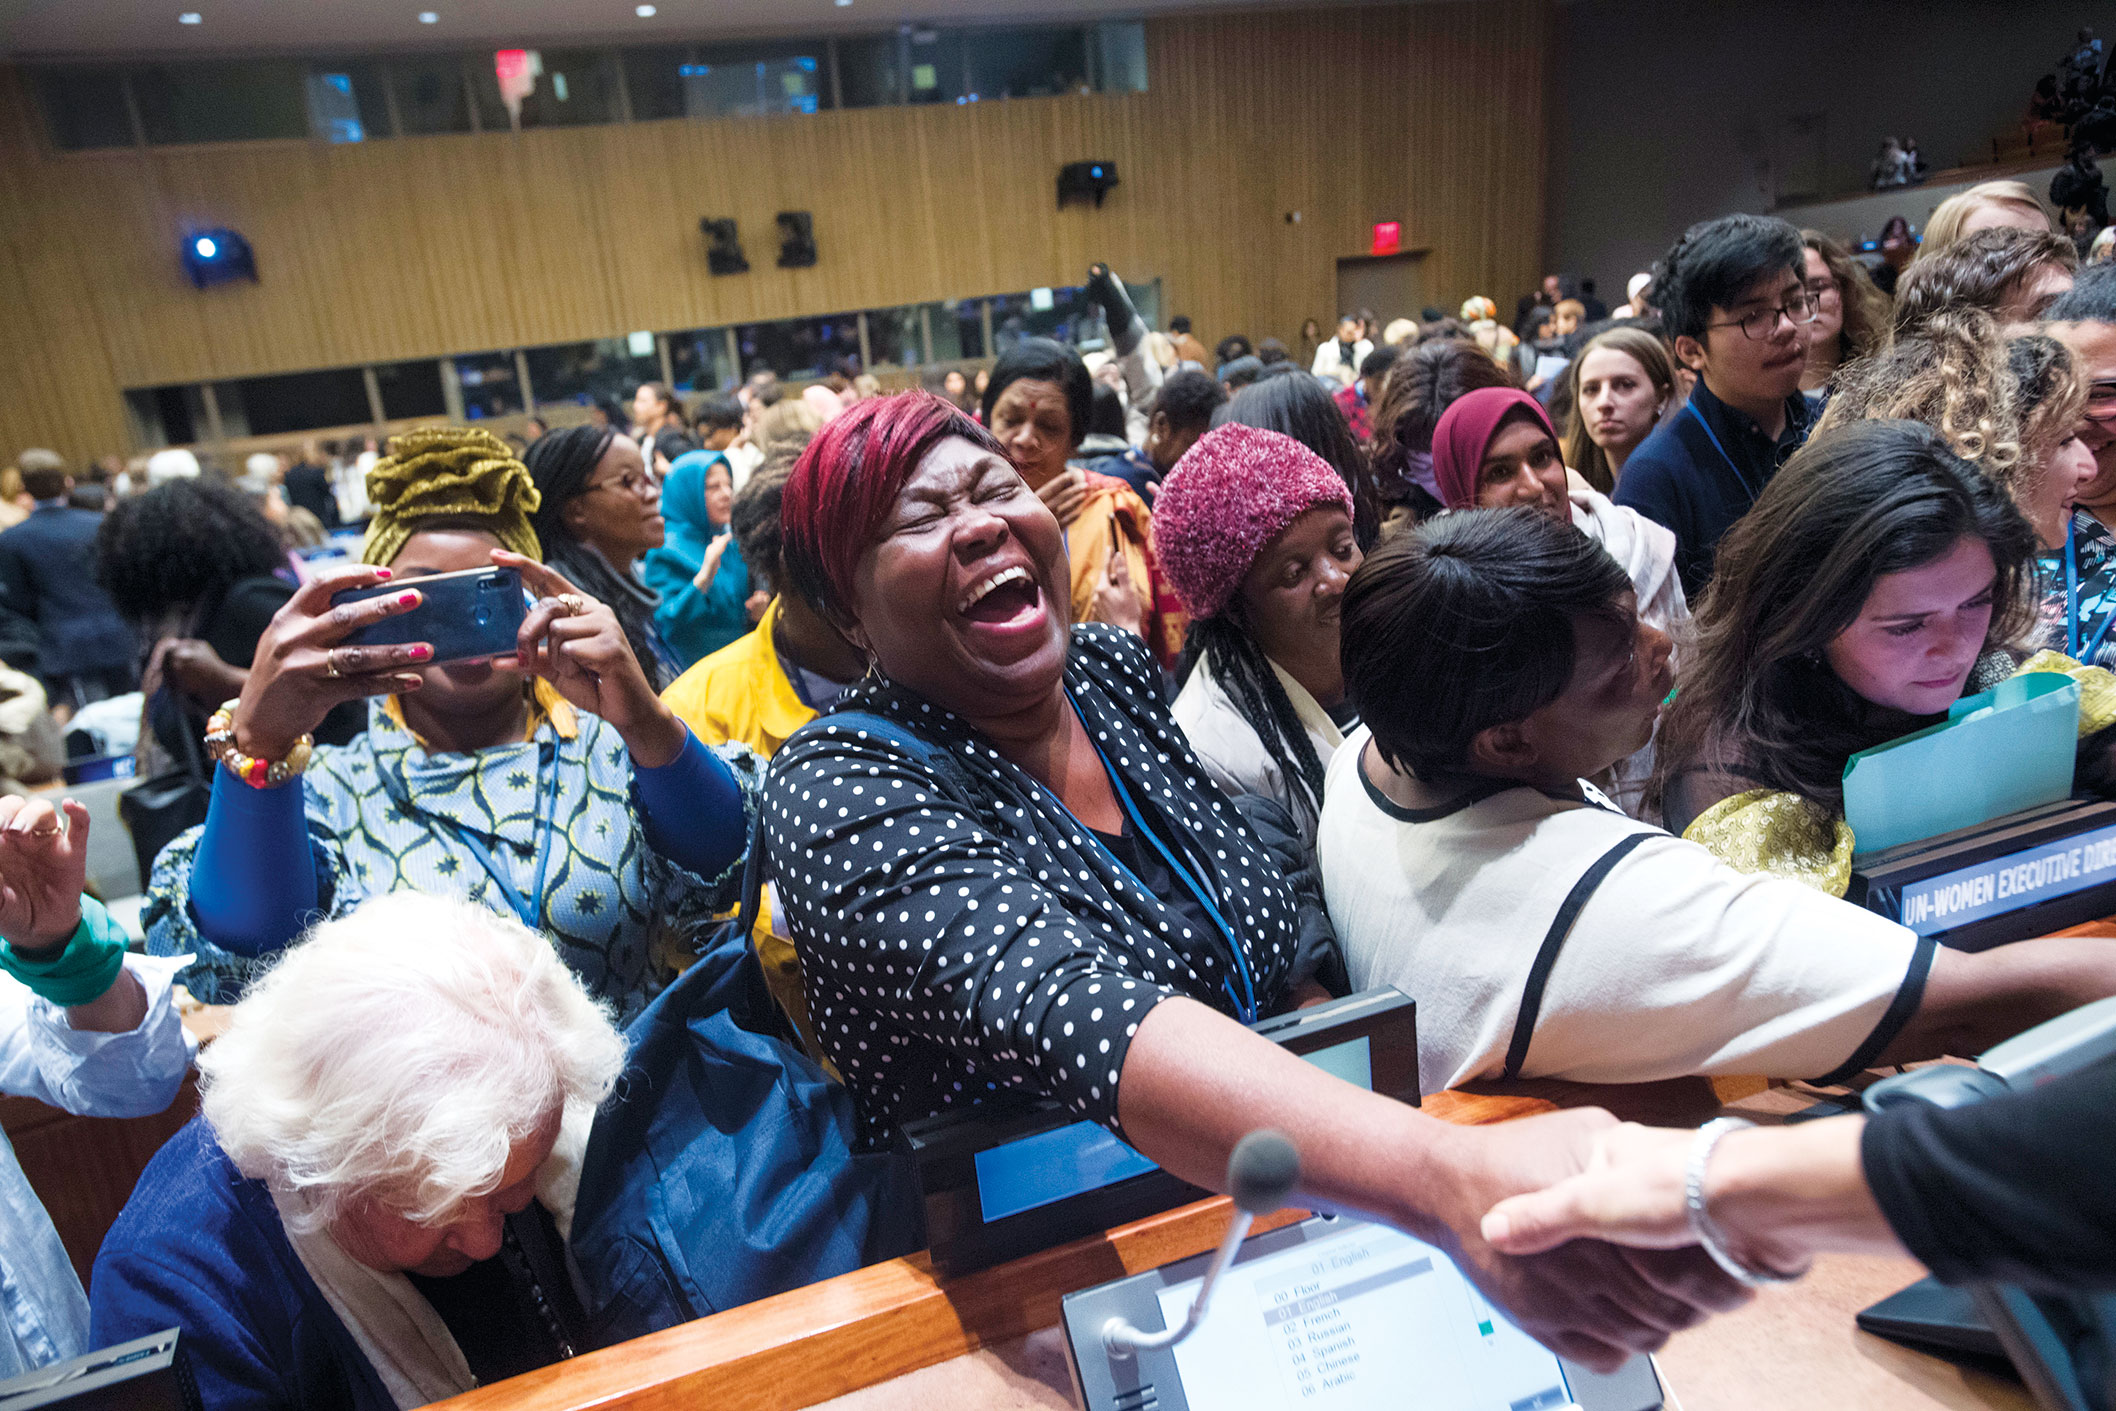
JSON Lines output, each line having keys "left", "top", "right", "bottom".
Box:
{"left": 1892, "top": 227, "right": 2078, "bottom": 338}
{"left": 1817, "top": 308, "right": 2091, "bottom": 552}
{"left": 96, "top": 478, "right": 364, "bottom": 769}
{"left": 1798, "top": 229, "right": 1891, "bottom": 401}
{"left": 143, "top": 426, "right": 761, "bottom": 1019}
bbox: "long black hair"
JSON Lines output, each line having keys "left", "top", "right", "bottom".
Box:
{"left": 1213, "top": 374, "right": 1380, "bottom": 547}
{"left": 1177, "top": 611, "right": 1330, "bottom": 828}
{"left": 95, "top": 478, "right": 287, "bottom": 627}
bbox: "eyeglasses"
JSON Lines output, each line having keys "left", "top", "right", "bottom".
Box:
{"left": 585, "top": 471, "right": 658, "bottom": 501}
{"left": 1707, "top": 291, "right": 1820, "bottom": 341}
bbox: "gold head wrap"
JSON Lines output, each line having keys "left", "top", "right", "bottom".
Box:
{"left": 361, "top": 426, "right": 542, "bottom": 567}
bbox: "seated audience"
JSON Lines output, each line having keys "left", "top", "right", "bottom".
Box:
{"left": 632, "top": 380, "right": 695, "bottom": 467}
{"left": 1, "top": 798, "right": 191, "bottom": 1377}
{"left": 1081, "top": 368, "right": 1227, "bottom": 502}
{"left": 1560, "top": 327, "right": 1683, "bottom": 493}
{"left": 1799, "top": 229, "right": 1891, "bottom": 402}
{"left": 1216, "top": 372, "right": 1378, "bottom": 546}
{"left": 144, "top": 426, "right": 757, "bottom": 1021}
{"left": 98, "top": 893, "right": 624, "bottom": 1408}
{"left": 764, "top": 392, "right": 1743, "bottom": 1366}
{"left": 0, "top": 451, "right": 137, "bottom": 710}
{"left": 97, "top": 479, "right": 365, "bottom": 775}
{"left": 690, "top": 392, "right": 748, "bottom": 478}
{"left": 1213, "top": 334, "right": 1254, "bottom": 368}
{"left": 983, "top": 338, "right": 1181, "bottom": 662}
{"left": 1310, "top": 315, "right": 1372, "bottom": 387}
{"left": 1432, "top": 388, "right": 1687, "bottom": 638}
{"left": 1656, "top": 421, "right": 2112, "bottom": 885}
{"left": 1614, "top": 214, "right": 1818, "bottom": 597}
{"left": 1916, "top": 180, "right": 2057, "bottom": 261}
{"left": 1461, "top": 296, "right": 1521, "bottom": 367}
{"left": 1335, "top": 345, "right": 1399, "bottom": 441}
{"left": 1891, "top": 227, "right": 2079, "bottom": 337}
{"left": 1484, "top": 1049, "right": 2116, "bottom": 1293}
{"left": 1820, "top": 310, "right": 2091, "bottom": 554}
{"left": 1321, "top": 507, "right": 2116, "bottom": 1092}
{"left": 525, "top": 424, "right": 681, "bottom": 690}
{"left": 1217, "top": 353, "right": 1265, "bottom": 393}
{"left": 1159, "top": 425, "right": 1361, "bottom": 844}
{"left": 642, "top": 448, "right": 751, "bottom": 667}
{"left": 1368, "top": 337, "right": 1514, "bottom": 537}
{"left": 2047, "top": 268, "right": 2116, "bottom": 663}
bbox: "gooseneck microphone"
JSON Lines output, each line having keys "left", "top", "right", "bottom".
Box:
{"left": 1103, "top": 1130, "right": 1302, "bottom": 1359}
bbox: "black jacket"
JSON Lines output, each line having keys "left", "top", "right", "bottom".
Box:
{"left": 0, "top": 504, "right": 135, "bottom": 682}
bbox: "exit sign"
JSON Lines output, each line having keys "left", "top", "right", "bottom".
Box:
{"left": 1371, "top": 222, "right": 1402, "bottom": 255}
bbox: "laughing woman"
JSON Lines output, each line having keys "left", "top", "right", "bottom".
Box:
{"left": 756, "top": 391, "right": 1746, "bottom": 1370}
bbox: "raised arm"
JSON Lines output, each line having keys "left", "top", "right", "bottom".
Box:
{"left": 1879, "top": 939, "right": 2116, "bottom": 1066}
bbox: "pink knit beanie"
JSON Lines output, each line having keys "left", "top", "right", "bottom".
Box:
{"left": 1151, "top": 423, "right": 1355, "bottom": 620}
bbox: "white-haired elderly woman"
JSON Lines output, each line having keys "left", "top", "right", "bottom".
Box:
{"left": 89, "top": 892, "right": 626, "bottom": 1411}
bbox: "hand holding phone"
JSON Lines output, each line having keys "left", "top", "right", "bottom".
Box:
{"left": 229, "top": 565, "right": 434, "bottom": 762}
{"left": 493, "top": 550, "right": 686, "bottom": 769}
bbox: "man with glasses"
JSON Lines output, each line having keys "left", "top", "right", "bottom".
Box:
{"left": 2044, "top": 267, "right": 2116, "bottom": 664}
{"left": 1614, "top": 214, "right": 1817, "bottom": 595}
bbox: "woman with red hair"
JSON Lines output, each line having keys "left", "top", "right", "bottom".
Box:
{"left": 766, "top": 391, "right": 1743, "bottom": 1369}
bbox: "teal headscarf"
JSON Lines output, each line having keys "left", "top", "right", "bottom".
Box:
{"left": 658, "top": 449, "right": 730, "bottom": 570}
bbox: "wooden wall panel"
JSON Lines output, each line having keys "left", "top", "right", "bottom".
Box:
{"left": 0, "top": 0, "right": 1548, "bottom": 463}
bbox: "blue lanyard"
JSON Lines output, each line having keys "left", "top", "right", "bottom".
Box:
{"left": 1056, "top": 692, "right": 1260, "bottom": 1023}
{"left": 1684, "top": 402, "right": 1761, "bottom": 500}
{"left": 443, "top": 740, "right": 562, "bottom": 929}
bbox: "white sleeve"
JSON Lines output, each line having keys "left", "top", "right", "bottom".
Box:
{"left": 0, "top": 954, "right": 196, "bottom": 1118}
{"left": 1520, "top": 833, "right": 1929, "bottom": 1084}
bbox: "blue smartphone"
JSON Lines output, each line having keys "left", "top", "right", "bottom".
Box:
{"left": 330, "top": 566, "right": 527, "bottom": 667}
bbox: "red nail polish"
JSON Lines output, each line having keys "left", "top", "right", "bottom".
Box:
{"left": 409, "top": 644, "right": 432, "bottom": 661}
{"left": 399, "top": 591, "right": 420, "bottom": 606}
{"left": 374, "top": 568, "right": 392, "bottom": 580}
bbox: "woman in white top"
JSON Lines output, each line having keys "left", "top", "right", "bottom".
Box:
{"left": 1155, "top": 423, "right": 1362, "bottom": 844}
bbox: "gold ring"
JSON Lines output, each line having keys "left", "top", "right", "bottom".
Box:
{"left": 323, "top": 649, "right": 342, "bottom": 679}
{"left": 557, "top": 594, "right": 591, "bottom": 617}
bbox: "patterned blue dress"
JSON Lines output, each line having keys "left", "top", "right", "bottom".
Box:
{"left": 146, "top": 691, "right": 761, "bottom": 1022}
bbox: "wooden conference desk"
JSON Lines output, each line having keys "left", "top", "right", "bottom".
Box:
{"left": 424, "top": 1075, "right": 2036, "bottom": 1411}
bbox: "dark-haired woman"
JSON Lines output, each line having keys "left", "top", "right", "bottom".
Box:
{"left": 1656, "top": 419, "right": 2116, "bottom": 895}
{"left": 524, "top": 424, "right": 681, "bottom": 690}
{"left": 1215, "top": 373, "right": 1380, "bottom": 547}
{"left": 1157, "top": 426, "right": 1360, "bottom": 845}
{"left": 983, "top": 338, "right": 1183, "bottom": 663}
{"left": 763, "top": 390, "right": 1743, "bottom": 1367}
{"left": 95, "top": 479, "right": 362, "bottom": 773}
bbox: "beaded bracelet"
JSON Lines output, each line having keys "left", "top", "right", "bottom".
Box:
{"left": 204, "top": 699, "right": 314, "bottom": 789}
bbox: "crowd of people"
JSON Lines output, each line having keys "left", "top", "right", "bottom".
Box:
{"left": 3, "top": 177, "right": 2116, "bottom": 1406}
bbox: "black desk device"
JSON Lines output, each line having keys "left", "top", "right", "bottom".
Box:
{"left": 898, "top": 987, "right": 1417, "bottom": 1276}
{"left": 1848, "top": 799, "right": 2116, "bottom": 950}
{"left": 1855, "top": 996, "right": 2116, "bottom": 1410}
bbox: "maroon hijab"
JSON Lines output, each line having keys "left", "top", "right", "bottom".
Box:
{"left": 1431, "top": 387, "right": 1562, "bottom": 510}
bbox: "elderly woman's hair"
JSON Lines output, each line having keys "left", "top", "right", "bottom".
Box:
{"left": 782, "top": 391, "right": 1005, "bottom": 621}
{"left": 1818, "top": 309, "right": 2085, "bottom": 505}
{"left": 752, "top": 397, "right": 825, "bottom": 470}
{"left": 980, "top": 338, "right": 1092, "bottom": 450}
{"left": 1892, "top": 227, "right": 2079, "bottom": 338}
{"left": 1654, "top": 420, "right": 2038, "bottom": 816}
{"left": 198, "top": 893, "right": 625, "bottom": 1234}
{"left": 1799, "top": 229, "right": 1892, "bottom": 364}
{"left": 1558, "top": 327, "right": 1682, "bottom": 495}
{"left": 1917, "top": 180, "right": 2055, "bottom": 260}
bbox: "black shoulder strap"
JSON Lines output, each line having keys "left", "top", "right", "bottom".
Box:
{"left": 1500, "top": 830, "right": 1655, "bottom": 1082}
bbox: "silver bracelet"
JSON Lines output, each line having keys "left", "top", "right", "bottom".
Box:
{"left": 1685, "top": 1117, "right": 1803, "bottom": 1287}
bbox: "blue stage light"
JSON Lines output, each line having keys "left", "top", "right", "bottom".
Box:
{"left": 180, "top": 227, "right": 258, "bottom": 289}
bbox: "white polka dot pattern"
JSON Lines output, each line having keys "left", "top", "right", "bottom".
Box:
{"left": 763, "top": 625, "right": 1302, "bottom": 1147}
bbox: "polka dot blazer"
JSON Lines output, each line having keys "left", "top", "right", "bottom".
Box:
{"left": 764, "top": 624, "right": 1304, "bottom": 1149}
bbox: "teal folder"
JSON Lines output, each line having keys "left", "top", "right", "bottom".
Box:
{"left": 1843, "top": 672, "right": 2080, "bottom": 857}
